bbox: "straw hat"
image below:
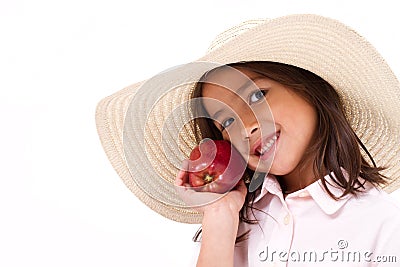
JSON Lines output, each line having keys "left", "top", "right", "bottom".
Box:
{"left": 95, "top": 14, "right": 400, "bottom": 224}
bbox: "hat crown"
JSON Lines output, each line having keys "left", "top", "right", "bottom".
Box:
{"left": 206, "top": 19, "right": 268, "bottom": 53}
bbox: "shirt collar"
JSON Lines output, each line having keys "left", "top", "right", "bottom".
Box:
{"left": 306, "top": 173, "right": 352, "bottom": 215}
{"left": 252, "top": 173, "right": 279, "bottom": 203}
{"left": 252, "top": 171, "right": 368, "bottom": 215}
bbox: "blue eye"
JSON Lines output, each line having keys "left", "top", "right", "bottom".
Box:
{"left": 250, "top": 90, "right": 266, "bottom": 104}
{"left": 221, "top": 117, "right": 234, "bottom": 129}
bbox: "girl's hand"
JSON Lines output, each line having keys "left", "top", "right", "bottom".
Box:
{"left": 174, "top": 160, "right": 247, "bottom": 217}
{"left": 175, "top": 160, "right": 247, "bottom": 267}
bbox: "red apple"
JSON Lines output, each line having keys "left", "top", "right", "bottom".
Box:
{"left": 187, "top": 139, "right": 246, "bottom": 193}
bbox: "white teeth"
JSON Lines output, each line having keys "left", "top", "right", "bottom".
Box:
{"left": 257, "top": 135, "right": 278, "bottom": 155}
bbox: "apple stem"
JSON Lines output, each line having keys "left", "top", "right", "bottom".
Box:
{"left": 204, "top": 174, "right": 214, "bottom": 183}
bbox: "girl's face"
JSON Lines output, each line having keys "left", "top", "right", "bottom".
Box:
{"left": 201, "top": 67, "right": 318, "bottom": 177}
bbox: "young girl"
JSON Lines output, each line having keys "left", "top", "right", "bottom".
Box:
{"left": 95, "top": 14, "right": 400, "bottom": 266}
{"left": 177, "top": 61, "right": 400, "bottom": 266}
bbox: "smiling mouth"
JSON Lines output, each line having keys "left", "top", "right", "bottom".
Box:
{"left": 255, "top": 132, "right": 280, "bottom": 156}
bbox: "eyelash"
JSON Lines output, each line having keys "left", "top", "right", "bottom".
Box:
{"left": 219, "top": 89, "right": 268, "bottom": 132}
{"left": 220, "top": 118, "right": 234, "bottom": 131}
{"left": 250, "top": 89, "right": 267, "bottom": 103}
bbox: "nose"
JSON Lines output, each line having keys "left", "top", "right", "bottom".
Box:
{"left": 241, "top": 112, "right": 259, "bottom": 140}
{"left": 243, "top": 124, "right": 259, "bottom": 140}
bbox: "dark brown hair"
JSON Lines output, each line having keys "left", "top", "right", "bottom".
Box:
{"left": 190, "top": 61, "right": 387, "bottom": 242}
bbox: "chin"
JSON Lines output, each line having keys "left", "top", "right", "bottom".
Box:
{"left": 268, "top": 164, "right": 295, "bottom": 176}
{"left": 247, "top": 158, "right": 273, "bottom": 173}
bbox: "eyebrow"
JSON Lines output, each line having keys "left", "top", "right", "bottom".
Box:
{"left": 237, "top": 76, "right": 264, "bottom": 95}
{"left": 210, "top": 76, "right": 265, "bottom": 121}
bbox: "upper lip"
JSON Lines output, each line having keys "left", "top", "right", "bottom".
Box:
{"left": 251, "top": 131, "right": 280, "bottom": 155}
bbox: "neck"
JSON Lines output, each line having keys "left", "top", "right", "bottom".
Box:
{"left": 278, "top": 158, "right": 318, "bottom": 194}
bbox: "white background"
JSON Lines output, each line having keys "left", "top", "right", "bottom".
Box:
{"left": 1, "top": 0, "right": 400, "bottom": 266}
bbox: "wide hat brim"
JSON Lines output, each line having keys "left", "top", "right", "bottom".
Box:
{"left": 95, "top": 14, "right": 400, "bottom": 224}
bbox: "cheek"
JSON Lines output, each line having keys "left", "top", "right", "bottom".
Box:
{"left": 298, "top": 107, "right": 318, "bottom": 141}
{"left": 252, "top": 102, "right": 273, "bottom": 120}
{"left": 221, "top": 122, "right": 242, "bottom": 141}
{"left": 221, "top": 132, "right": 230, "bottom": 141}
{"left": 222, "top": 129, "right": 250, "bottom": 156}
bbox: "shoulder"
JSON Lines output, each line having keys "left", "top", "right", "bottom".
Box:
{"left": 354, "top": 186, "right": 400, "bottom": 258}
{"left": 351, "top": 185, "right": 400, "bottom": 225}
{"left": 359, "top": 185, "right": 400, "bottom": 208}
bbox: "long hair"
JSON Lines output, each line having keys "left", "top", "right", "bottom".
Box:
{"left": 190, "top": 61, "right": 387, "bottom": 242}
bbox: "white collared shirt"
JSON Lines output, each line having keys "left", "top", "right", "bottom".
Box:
{"left": 234, "top": 174, "right": 400, "bottom": 266}
{"left": 190, "top": 173, "right": 400, "bottom": 266}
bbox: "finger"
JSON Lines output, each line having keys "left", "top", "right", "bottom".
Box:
{"left": 174, "top": 159, "right": 190, "bottom": 186}
{"left": 181, "top": 159, "right": 189, "bottom": 171}
{"left": 235, "top": 179, "right": 248, "bottom": 196}
{"left": 176, "top": 186, "right": 222, "bottom": 209}
{"left": 174, "top": 169, "right": 186, "bottom": 186}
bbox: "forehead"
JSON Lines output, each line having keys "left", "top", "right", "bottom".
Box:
{"left": 200, "top": 67, "right": 269, "bottom": 103}
{"left": 199, "top": 67, "right": 265, "bottom": 117}
{"left": 202, "top": 66, "right": 260, "bottom": 91}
